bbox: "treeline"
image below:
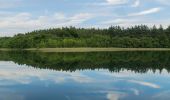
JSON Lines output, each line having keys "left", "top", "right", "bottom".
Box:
{"left": 0, "top": 51, "right": 170, "bottom": 73}
{"left": 0, "top": 25, "right": 170, "bottom": 48}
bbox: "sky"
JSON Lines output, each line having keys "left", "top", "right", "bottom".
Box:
{"left": 0, "top": 0, "right": 170, "bottom": 36}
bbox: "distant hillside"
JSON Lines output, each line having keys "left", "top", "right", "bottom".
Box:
{"left": 0, "top": 25, "right": 170, "bottom": 48}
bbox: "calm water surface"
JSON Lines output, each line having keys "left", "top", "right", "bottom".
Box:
{"left": 0, "top": 51, "right": 170, "bottom": 100}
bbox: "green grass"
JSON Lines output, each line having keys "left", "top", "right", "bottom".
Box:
{"left": 1, "top": 48, "right": 170, "bottom": 52}
{"left": 26, "top": 48, "right": 170, "bottom": 52}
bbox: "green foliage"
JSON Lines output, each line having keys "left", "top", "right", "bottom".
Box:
{"left": 0, "top": 25, "right": 170, "bottom": 48}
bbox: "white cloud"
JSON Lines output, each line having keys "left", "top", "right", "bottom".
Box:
{"left": 0, "top": 61, "right": 94, "bottom": 85}
{"left": 107, "top": 92, "right": 126, "bottom": 100}
{"left": 128, "top": 80, "right": 161, "bottom": 89}
{"left": 0, "top": 1, "right": 168, "bottom": 36}
{"left": 130, "top": 88, "right": 140, "bottom": 95}
{"left": 131, "top": 0, "right": 140, "bottom": 7}
{"left": 106, "top": 0, "right": 128, "bottom": 5}
{"left": 0, "top": 12, "right": 94, "bottom": 36}
{"left": 90, "top": 0, "right": 128, "bottom": 6}
{"left": 101, "top": 18, "right": 139, "bottom": 25}
{"left": 128, "top": 7, "right": 161, "bottom": 16}
{"left": 99, "top": 17, "right": 170, "bottom": 29}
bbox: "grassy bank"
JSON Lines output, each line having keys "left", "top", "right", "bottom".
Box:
{"left": 1, "top": 48, "right": 170, "bottom": 52}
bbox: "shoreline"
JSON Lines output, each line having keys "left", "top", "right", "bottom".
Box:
{"left": 1, "top": 48, "right": 170, "bottom": 52}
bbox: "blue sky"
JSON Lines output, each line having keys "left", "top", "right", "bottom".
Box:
{"left": 0, "top": 0, "right": 170, "bottom": 36}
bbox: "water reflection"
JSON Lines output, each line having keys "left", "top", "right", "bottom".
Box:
{"left": 0, "top": 51, "right": 170, "bottom": 73}
{"left": 0, "top": 51, "right": 169, "bottom": 100}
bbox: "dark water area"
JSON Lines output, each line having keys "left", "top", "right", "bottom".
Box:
{"left": 0, "top": 51, "right": 170, "bottom": 100}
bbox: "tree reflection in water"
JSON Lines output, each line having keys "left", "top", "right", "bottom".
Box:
{"left": 0, "top": 51, "right": 170, "bottom": 73}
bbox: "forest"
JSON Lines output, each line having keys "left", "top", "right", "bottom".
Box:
{"left": 0, "top": 25, "right": 170, "bottom": 48}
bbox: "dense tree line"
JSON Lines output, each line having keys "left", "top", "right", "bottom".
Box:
{"left": 0, "top": 51, "right": 170, "bottom": 73}
{"left": 0, "top": 25, "right": 170, "bottom": 48}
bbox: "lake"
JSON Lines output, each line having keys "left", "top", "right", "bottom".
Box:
{"left": 0, "top": 51, "right": 170, "bottom": 100}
